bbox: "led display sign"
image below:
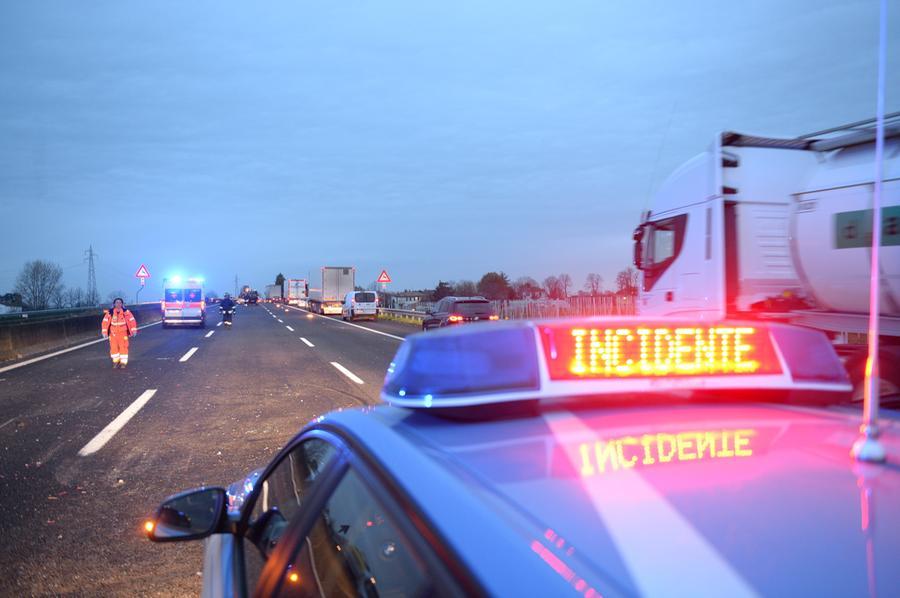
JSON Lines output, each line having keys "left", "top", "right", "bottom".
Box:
{"left": 541, "top": 325, "right": 782, "bottom": 380}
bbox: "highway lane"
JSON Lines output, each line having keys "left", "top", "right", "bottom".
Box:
{"left": 0, "top": 303, "right": 404, "bottom": 595}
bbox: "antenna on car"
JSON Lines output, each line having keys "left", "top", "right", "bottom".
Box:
{"left": 852, "top": 0, "right": 888, "bottom": 464}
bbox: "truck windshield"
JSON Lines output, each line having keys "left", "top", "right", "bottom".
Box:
{"left": 165, "top": 289, "right": 183, "bottom": 301}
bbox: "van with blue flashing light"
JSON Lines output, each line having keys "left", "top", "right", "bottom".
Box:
{"left": 162, "top": 277, "right": 205, "bottom": 328}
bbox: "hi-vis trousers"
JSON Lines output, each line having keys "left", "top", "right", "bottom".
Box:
{"left": 109, "top": 334, "right": 130, "bottom": 365}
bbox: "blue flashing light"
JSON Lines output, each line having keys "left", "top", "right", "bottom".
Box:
{"left": 383, "top": 326, "right": 540, "bottom": 406}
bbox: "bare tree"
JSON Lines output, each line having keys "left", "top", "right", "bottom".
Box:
{"left": 584, "top": 273, "right": 604, "bottom": 296}
{"left": 64, "top": 287, "right": 85, "bottom": 307}
{"left": 52, "top": 286, "right": 67, "bottom": 308}
{"left": 14, "top": 260, "right": 64, "bottom": 310}
{"left": 543, "top": 276, "right": 560, "bottom": 299}
{"left": 558, "top": 273, "right": 573, "bottom": 298}
{"left": 615, "top": 267, "right": 640, "bottom": 295}
{"left": 453, "top": 280, "right": 477, "bottom": 296}
{"left": 512, "top": 276, "right": 542, "bottom": 300}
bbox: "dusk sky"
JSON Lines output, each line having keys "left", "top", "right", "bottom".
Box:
{"left": 1, "top": 1, "right": 897, "bottom": 300}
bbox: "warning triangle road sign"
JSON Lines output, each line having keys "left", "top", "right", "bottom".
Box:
{"left": 135, "top": 264, "right": 151, "bottom": 279}
{"left": 376, "top": 270, "right": 392, "bottom": 284}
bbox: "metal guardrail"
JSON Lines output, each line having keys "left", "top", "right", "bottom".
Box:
{"left": 378, "top": 308, "right": 427, "bottom": 323}
{"left": 0, "top": 302, "right": 163, "bottom": 324}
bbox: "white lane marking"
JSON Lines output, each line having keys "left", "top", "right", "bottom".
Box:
{"left": 300, "top": 337, "right": 314, "bottom": 347}
{"left": 285, "top": 325, "right": 294, "bottom": 332}
{"left": 277, "top": 318, "right": 283, "bottom": 323}
{"left": 205, "top": 330, "right": 215, "bottom": 338}
{"left": 217, "top": 321, "right": 222, "bottom": 327}
{"left": 543, "top": 411, "right": 756, "bottom": 598}
{"left": 0, "top": 320, "right": 163, "bottom": 374}
{"left": 78, "top": 389, "right": 158, "bottom": 457}
{"left": 0, "top": 417, "right": 16, "bottom": 430}
{"left": 283, "top": 305, "right": 404, "bottom": 341}
{"left": 179, "top": 347, "right": 199, "bottom": 362}
{"left": 330, "top": 361, "right": 364, "bottom": 385}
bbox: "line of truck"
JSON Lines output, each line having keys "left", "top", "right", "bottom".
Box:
{"left": 257, "top": 268, "right": 356, "bottom": 316}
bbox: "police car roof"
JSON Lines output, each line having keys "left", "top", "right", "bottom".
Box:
{"left": 325, "top": 317, "right": 896, "bottom": 594}
{"left": 323, "top": 402, "right": 900, "bottom": 597}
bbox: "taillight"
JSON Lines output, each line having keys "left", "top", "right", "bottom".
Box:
{"left": 489, "top": 315, "right": 500, "bottom": 320}
{"left": 448, "top": 314, "right": 464, "bottom": 323}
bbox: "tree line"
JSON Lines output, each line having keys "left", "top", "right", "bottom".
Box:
{"left": 428, "top": 268, "right": 639, "bottom": 302}
{"left": 1, "top": 259, "right": 121, "bottom": 311}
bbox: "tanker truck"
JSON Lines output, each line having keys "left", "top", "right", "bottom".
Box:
{"left": 633, "top": 114, "right": 900, "bottom": 402}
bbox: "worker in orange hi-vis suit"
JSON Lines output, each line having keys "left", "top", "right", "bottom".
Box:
{"left": 101, "top": 298, "right": 138, "bottom": 369}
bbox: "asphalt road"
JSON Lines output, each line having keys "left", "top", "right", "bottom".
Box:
{"left": 0, "top": 303, "right": 414, "bottom": 596}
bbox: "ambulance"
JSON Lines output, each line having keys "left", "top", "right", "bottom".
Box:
{"left": 161, "top": 277, "right": 206, "bottom": 328}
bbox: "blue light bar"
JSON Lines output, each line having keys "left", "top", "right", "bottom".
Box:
{"left": 381, "top": 318, "right": 852, "bottom": 409}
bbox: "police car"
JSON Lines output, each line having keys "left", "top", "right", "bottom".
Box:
{"left": 145, "top": 318, "right": 899, "bottom": 597}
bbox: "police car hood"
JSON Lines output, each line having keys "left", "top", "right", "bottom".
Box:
{"left": 401, "top": 403, "right": 900, "bottom": 597}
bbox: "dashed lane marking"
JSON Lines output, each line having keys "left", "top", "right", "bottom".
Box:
{"left": 179, "top": 347, "right": 199, "bottom": 362}
{"left": 331, "top": 361, "right": 364, "bottom": 385}
{"left": 205, "top": 330, "right": 215, "bottom": 338}
{"left": 300, "top": 337, "right": 314, "bottom": 347}
{"left": 78, "top": 389, "right": 157, "bottom": 457}
{"left": 286, "top": 325, "right": 294, "bottom": 332}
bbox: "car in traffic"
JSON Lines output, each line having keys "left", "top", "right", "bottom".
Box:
{"left": 145, "top": 318, "right": 899, "bottom": 597}
{"left": 421, "top": 296, "right": 498, "bottom": 331}
{"left": 162, "top": 281, "right": 206, "bottom": 328}
{"left": 341, "top": 291, "right": 378, "bottom": 322}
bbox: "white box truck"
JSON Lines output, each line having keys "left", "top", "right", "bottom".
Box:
{"left": 285, "top": 279, "right": 308, "bottom": 307}
{"left": 265, "top": 284, "right": 283, "bottom": 303}
{"left": 633, "top": 114, "right": 900, "bottom": 402}
{"left": 307, "top": 267, "right": 355, "bottom": 315}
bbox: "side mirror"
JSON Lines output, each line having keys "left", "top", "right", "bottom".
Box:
{"left": 632, "top": 225, "right": 646, "bottom": 270}
{"left": 146, "top": 487, "right": 226, "bottom": 542}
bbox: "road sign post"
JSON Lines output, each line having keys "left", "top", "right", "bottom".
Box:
{"left": 376, "top": 270, "right": 391, "bottom": 306}
{"left": 135, "top": 264, "right": 151, "bottom": 304}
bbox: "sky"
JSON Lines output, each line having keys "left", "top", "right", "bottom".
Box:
{"left": 0, "top": 0, "right": 897, "bottom": 300}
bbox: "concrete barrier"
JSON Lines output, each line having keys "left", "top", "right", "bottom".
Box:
{"left": 0, "top": 303, "right": 162, "bottom": 362}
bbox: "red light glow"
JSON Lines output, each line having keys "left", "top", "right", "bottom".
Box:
{"left": 577, "top": 429, "right": 756, "bottom": 477}
{"left": 541, "top": 324, "right": 780, "bottom": 380}
{"left": 448, "top": 314, "right": 464, "bottom": 323}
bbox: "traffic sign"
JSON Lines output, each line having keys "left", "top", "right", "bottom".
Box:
{"left": 376, "top": 270, "right": 392, "bottom": 284}
{"left": 135, "top": 264, "right": 151, "bottom": 279}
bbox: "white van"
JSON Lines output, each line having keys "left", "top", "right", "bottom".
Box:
{"left": 162, "top": 282, "right": 205, "bottom": 328}
{"left": 342, "top": 291, "right": 378, "bottom": 321}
